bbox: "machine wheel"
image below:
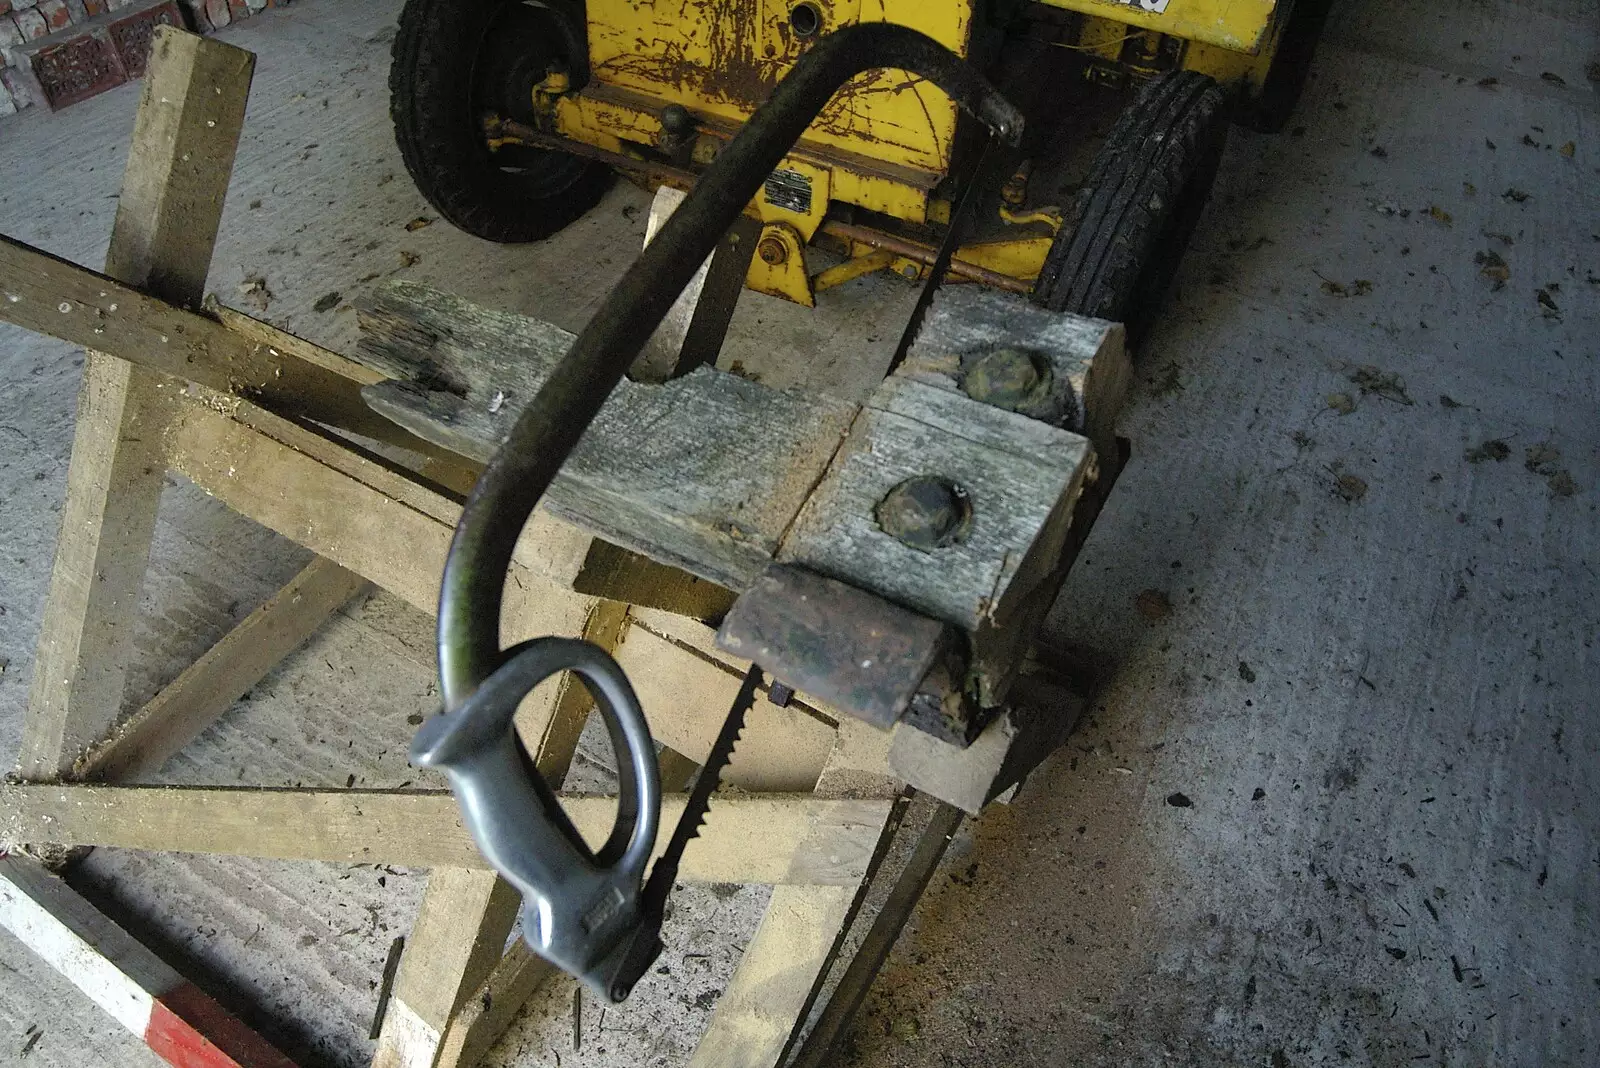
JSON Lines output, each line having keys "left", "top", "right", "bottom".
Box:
{"left": 1031, "top": 70, "right": 1228, "bottom": 346}
{"left": 389, "top": 0, "right": 611, "bottom": 243}
{"left": 1237, "top": 0, "right": 1334, "bottom": 133}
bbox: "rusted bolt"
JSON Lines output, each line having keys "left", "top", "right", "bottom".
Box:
{"left": 876, "top": 476, "right": 971, "bottom": 551}
{"left": 963, "top": 347, "right": 1052, "bottom": 412}
{"left": 757, "top": 235, "right": 789, "bottom": 266}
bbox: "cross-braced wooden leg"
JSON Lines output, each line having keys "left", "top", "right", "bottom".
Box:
{"left": 19, "top": 27, "right": 255, "bottom": 780}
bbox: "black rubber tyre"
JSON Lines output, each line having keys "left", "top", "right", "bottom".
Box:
{"left": 1031, "top": 70, "right": 1228, "bottom": 346}
{"left": 1237, "top": 0, "right": 1334, "bottom": 133}
{"left": 389, "top": 0, "right": 611, "bottom": 244}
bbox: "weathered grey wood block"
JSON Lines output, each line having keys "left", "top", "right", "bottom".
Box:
{"left": 351, "top": 282, "right": 1095, "bottom": 642}
{"left": 358, "top": 284, "right": 857, "bottom": 591}
{"left": 900, "top": 285, "right": 1127, "bottom": 464}
{"left": 780, "top": 375, "right": 1092, "bottom": 635}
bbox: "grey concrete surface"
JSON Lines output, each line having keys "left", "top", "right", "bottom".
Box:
{"left": 0, "top": 0, "right": 1595, "bottom": 1066}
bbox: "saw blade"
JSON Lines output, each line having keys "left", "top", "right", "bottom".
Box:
{"left": 641, "top": 664, "right": 763, "bottom": 910}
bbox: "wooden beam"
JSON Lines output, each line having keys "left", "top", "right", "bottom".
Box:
{"left": 778, "top": 374, "right": 1093, "bottom": 639}
{"left": 688, "top": 713, "right": 904, "bottom": 1067}
{"left": 0, "top": 784, "right": 891, "bottom": 886}
{"left": 789, "top": 802, "right": 965, "bottom": 1068}
{"left": 688, "top": 886, "right": 858, "bottom": 1068}
{"left": 75, "top": 557, "right": 368, "bottom": 783}
{"left": 613, "top": 618, "right": 836, "bottom": 792}
{"left": 373, "top": 869, "right": 519, "bottom": 1068}
{"left": 901, "top": 285, "right": 1129, "bottom": 706}
{"left": 630, "top": 185, "right": 758, "bottom": 384}
{"left": 356, "top": 282, "right": 859, "bottom": 592}
{"left": 0, "top": 236, "right": 404, "bottom": 443}
{"left": 162, "top": 395, "right": 601, "bottom": 613}
{"left": 19, "top": 28, "right": 254, "bottom": 780}
{"left": 433, "top": 942, "right": 553, "bottom": 1068}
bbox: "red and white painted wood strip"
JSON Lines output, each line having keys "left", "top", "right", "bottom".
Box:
{"left": 0, "top": 853, "right": 297, "bottom": 1068}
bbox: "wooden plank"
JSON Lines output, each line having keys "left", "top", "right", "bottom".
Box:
{"left": 688, "top": 885, "right": 858, "bottom": 1068}
{"left": 0, "top": 234, "right": 404, "bottom": 444}
{"left": 433, "top": 942, "right": 554, "bottom": 1068}
{"left": 74, "top": 557, "right": 368, "bottom": 783}
{"left": 630, "top": 185, "right": 758, "bottom": 383}
{"left": 614, "top": 619, "right": 836, "bottom": 792}
{"left": 780, "top": 376, "right": 1093, "bottom": 637}
{"left": 568, "top": 540, "right": 736, "bottom": 624}
{"left": 19, "top": 29, "right": 254, "bottom": 780}
{"left": 161, "top": 397, "right": 596, "bottom": 636}
{"left": 206, "top": 298, "right": 463, "bottom": 462}
{"left": 357, "top": 282, "right": 859, "bottom": 592}
{"left": 0, "top": 854, "right": 297, "bottom": 1067}
{"left": 163, "top": 395, "right": 601, "bottom": 604}
{"left": 689, "top": 723, "right": 903, "bottom": 1067}
{"left": 0, "top": 784, "right": 891, "bottom": 885}
{"left": 890, "top": 681, "right": 1088, "bottom": 815}
{"left": 789, "top": 801, "right": 965, "bottom": 1068}
{"left": 373, "top": 869, "right": 518, "bottom": 1068}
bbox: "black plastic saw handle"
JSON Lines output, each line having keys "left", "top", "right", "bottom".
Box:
{"left": 410, "top": 638, "right": 661, "bottom": 1001}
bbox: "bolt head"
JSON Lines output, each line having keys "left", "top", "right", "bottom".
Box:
{"left": 757, "top": 235, "right": 788, "bottom": 266}
{"left": 876, "top": 476, "right": 971, "bottom": 551}
{"left": 963, "top": 348, "right": 1051, "bottom": 412}
{"left": 660, "top": 103, "right": 693, "bottom": 136}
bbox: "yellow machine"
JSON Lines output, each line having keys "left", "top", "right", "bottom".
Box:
{"left": 391, "top": 0, "right": 1327, "bottom": 333}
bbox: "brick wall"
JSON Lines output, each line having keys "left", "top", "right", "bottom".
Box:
{"left": 0, "top": 0, "right": 287, "bottom": 115}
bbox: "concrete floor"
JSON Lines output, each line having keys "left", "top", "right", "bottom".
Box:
{"left": 0, "top": 1, "right": 1596, "bottom": 1065}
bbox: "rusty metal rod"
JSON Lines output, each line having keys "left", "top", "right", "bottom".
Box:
{"left": 491, "top": 123, "right": 1037, "bottom": 295}
{"left": 492, "top": 119, "right": 698, "bottom": 187}
{"left": 819, "top": 220, "right": 1034, "bottom": 294}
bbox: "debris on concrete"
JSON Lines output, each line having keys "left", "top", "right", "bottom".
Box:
{"left": 1334, "top": 473, "right": 1368, "bottom": 501}
{"left": 1464, "top": 439, "right": 1511, "bottom": 463}
{"left": 1476, "top": 249, "right": 1510, "bottom": 286}
{"left": 236, "top": 272, "right": 273, "bottom": 313}
{"left": 1348, "top": 365, "right": 1413, "bottom": 405}
{"left": 1525, "top": 443, "right": 1580, "bottom": 497}
{"left": 1135, "top": 589, "right": 1173, "bottom": 622}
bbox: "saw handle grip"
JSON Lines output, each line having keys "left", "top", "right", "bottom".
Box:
{"left": 410, "top": 638, "right": 661, "bottom": 999}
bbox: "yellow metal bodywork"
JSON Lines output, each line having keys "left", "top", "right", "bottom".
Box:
{"left": 581, "top": 0, "right": 973, "bottom": 180}
{"left": 1037, "top": 0, "right": 1278, "bottom": 54}
{"left": 540, "top": 0, "right": 1290, "bottom": 302}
